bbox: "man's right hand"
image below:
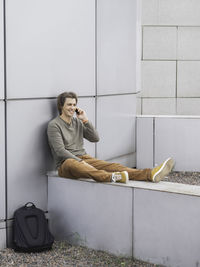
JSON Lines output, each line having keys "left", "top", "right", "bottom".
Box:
{"left": 76, "top": 108, "right": 89, "bottom": 123}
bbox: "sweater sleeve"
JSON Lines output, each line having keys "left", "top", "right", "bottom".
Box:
{"left": 47, "top": 123, "right": 82, "bottom": 162}
{"left": 83, "top": 121, "right": 100, "bottom": 142}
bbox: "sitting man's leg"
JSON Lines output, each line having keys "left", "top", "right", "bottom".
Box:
{"left": 58, "top": 158, "right": 128, "bottom": 183}
{"left": 80, "top": 155, "right": 174, "bottom": 183}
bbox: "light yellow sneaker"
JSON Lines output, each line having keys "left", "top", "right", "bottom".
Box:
{"left": 111, "top": 171, "right": 129, "bottom": 184}
{"left": 151, "top": 158, "right": 174, "bottom": 183}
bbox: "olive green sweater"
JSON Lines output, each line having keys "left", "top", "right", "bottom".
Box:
{"left": 47, "top": 116, "right": 99, "bottom": 169}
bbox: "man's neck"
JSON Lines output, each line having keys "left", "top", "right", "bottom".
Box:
{"left": 60, "top": 114, "right": 72, "bottom": 124}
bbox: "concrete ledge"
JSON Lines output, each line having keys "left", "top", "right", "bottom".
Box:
{"left": 47, "top": 171, "right": 200, "bottom": 197}
{"left": 48, "top": 176, "right": 200, "bottom": 267}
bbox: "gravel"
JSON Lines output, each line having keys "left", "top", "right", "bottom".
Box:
{"left": 164, "top": 171, "right": 200, "bottom": 185}
{"left": 1, "top": 171, "right": 200, "bottom": 267}
{"left": 0, "top": 241, "right": 163, "bottom": 267}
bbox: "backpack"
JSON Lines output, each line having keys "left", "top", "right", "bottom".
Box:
{"left": 13, "top": 202, "right": 54, "bottom": 252}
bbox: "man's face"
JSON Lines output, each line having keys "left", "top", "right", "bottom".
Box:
{"left": 61, "top": 98, "right": 77, "bottom": 118}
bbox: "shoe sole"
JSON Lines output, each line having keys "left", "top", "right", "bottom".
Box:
{"left": 122, "top": 171, "right": 129, "bottom": 183}
{"left": 153, "top": 158, "right": 174, "bottom": 183}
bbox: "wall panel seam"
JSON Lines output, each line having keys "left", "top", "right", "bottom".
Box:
{"left": 141, "top": 26, "right": 144, "bottom": 60}
{"left": 95, "top": 0, "right": 97, "bottom": 97}
{"left": 132, "top": 188, "right": 134, "bottom": 258}
{"left": 6, "top": 96, "right": 96, "bottom": 101}
{"left": 142, "top": 25, "right": 200, "bottom": 28}
{"left": 135, "top": 118, "right": 137, "bottom": 167}
{"left": 95, "top": 0, "right": 97, "bottom": 157}
{"left": 3, "top": 0, "right": 8, "bottom": 247}
{"left": 96, "top": 93, "right": 139, "bottom": 97}
{"left": 143, "top": 59, "right": 200, "bottom": 62}
{"left": 153, "top": 117, "right": 155, "bottom": 167}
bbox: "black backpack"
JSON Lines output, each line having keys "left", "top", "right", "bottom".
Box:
{"left": 13, "top": 202, "right": 54, "bottom": 252}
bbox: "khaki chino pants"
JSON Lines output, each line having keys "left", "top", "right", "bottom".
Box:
{"left": 58, "top": 154, "right": 152, "bottom": 182}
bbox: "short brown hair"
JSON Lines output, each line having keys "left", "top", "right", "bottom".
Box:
{"left": 57, "top": 91, "right": 78, "bottom": 115}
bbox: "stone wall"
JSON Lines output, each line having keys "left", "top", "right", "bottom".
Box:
{"left": 140, "top": 0, "right": 200, "bottom": 115}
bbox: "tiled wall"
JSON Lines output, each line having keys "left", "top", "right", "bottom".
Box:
{"left": 0, "top": 0, "right": 140, "bottom": 247}
{"left": 140, "top": 0, "right": 200, "bottom": 115}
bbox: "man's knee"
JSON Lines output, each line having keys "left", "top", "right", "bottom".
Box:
{"left": 62, "top": 158, "right": 78, "bottom": 168}
{"left": 59, "top": 158, "right": 79, "bottom": 177}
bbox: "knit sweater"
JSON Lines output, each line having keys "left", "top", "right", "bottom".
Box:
{"left": 47, "top": 116, "right": 99, "bottom": 169}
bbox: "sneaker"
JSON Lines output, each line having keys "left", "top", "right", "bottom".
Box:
{"left": 151, "top": 158, "right": 174, "bottom": 183}
{"left": 111, "top": 171, "right": 129, "bottom": 184}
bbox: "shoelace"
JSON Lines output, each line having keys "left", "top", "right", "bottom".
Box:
{"left": 112, "top": 173, "right": 121, "bottom": 181}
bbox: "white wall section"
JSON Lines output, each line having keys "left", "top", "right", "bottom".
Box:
{"left": 6, "top": 0, "right": 95, "bottom": 98}
{"left": 97, "top": 0, "right": 138, "bottom": 95}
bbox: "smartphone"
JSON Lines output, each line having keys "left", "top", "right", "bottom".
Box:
{"left": 75, "top": 108, "right": 80, "bottom": 115}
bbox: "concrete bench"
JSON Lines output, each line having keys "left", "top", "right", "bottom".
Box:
{"left": 47, "top": 172, "right": 200, "bottom": 267}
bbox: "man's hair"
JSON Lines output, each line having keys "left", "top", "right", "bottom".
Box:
{"left": 57, "top": 91, "right": 78, "bottom": 115}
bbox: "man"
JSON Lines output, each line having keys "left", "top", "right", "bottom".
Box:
{"left": 47, "top": 91, "right": 174, "bottom": 184}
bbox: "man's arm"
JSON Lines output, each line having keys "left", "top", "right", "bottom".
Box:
{"left": 76, "top": 107, "right": 100, "bottom": 143}
{"left": 47, "top": 123, "right": 82, "bottom": 162}
{"left": 83, "top": 121, "right": 100, "bottom": 142}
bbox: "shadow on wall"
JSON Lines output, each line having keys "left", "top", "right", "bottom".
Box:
{"left": 41, "top": 99, "right": 58, "bottom": 173}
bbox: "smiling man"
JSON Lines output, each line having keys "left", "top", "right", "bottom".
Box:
{"left": 47, "top": 91, "right": 174, "bottom": 184}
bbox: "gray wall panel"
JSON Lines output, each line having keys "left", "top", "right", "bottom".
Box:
{"left": 0, "top": 0, "right": 4, "bottom": 99}
{"left": 155, "top": 117, "right": 200, "bottom": 171}
{"left": 136, "top": 117, "right": 154, "bottom": 169}
{"left": 134, "top": 189, "right": 200, "bottom": 267}
{"left": 7, "top": 99, "right": 57, "bottom": 218}
{"left": 6, "top": 0, "right": 95, "bottom": 98}
{"left": 77, "top": 97, "right": 96, "bottom": 157}
{"left": 0, "top": 101, "right": 5, "bottom": 220}
{"left": 97, "top": 0, "right": 138, "bottom": 95}
{"left": 106, "top": 152, "right": 136, "bottom": 168}
{"left": 96, "top": 95, "right": 136, "bottom": 160}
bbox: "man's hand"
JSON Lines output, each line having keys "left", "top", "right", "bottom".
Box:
{"left": 76, "top": 108, "right": 88, "bottom": 123}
